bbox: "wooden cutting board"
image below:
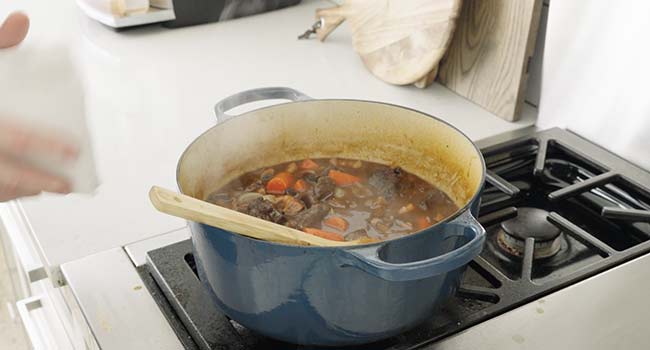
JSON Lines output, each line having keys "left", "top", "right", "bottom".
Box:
{"left": 438, "top": 0, "right": 543, "bottom": 121}
{"left": 315, "top": 0, "right": 463, "bottom": 86}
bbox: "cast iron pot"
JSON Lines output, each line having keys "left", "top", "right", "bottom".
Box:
{"left": 177, "top": 87, "right": 486, "bottom": 346}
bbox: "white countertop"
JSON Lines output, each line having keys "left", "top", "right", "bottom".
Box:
{"left": 1, "top": 0, "right": 535, "bottom": 274}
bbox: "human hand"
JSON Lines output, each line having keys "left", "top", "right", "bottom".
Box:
{"left": 0, "top": 121, "right": 78, "bottom": 202}
{"left": 1, "top": 12, "right": 84, "bottom": 201}
{"left": 0, "top": 12, "right": 29, "bottom": 49}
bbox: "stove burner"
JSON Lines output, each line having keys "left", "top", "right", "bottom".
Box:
{"left": 497, "top": 207, "right": 562, "bottom": 259}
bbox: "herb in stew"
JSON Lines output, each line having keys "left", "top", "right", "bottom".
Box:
{"left": 206, "top": 158, "right": 459, "bottom": 242}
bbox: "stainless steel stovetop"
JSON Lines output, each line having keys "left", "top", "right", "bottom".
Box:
{"left": 137, "top": 128, "right": 650, "bottom": 350}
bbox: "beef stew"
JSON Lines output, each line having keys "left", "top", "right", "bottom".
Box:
{"left": 206, "top": 158, "right": 458, "bottom": 242}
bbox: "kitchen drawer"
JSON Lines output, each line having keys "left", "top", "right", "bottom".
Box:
{"left": 1, "top": 210, "right": 30, "bottom": 303}
{"left": 0, "top": 205, "right": 30, "bottom": 348}
{"left": 16, "top": 290, "right": 74, "bottom": 350}
{"left": 27, "top": 275, "right": 100, "bottom": 350}
{"left": 19, "top": 277, "right": 101, "bottom": 350}
{"left": 0, "top": 202, "right": 48, "bottom": 286}
{"left": 2, "top": 200, "right": 97, "bottom": 350}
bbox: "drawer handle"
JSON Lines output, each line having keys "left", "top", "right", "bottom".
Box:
{"left": 16, "top": 295, "right": 48, "bottom": 350}
{"left": 0, "top": 203, "right": 47, "bottom": 283}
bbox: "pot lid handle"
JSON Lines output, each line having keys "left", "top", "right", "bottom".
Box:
{"left": 214, "top": 87, "right": 312, "bottom": 123}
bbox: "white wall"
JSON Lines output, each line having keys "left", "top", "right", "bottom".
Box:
{"left": 538, "top": 1, "right": 650, "bottom": 171}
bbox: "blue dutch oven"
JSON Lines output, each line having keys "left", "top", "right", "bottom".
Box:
{"left": 177, "top": 88, "right": 486, "bottom": 346}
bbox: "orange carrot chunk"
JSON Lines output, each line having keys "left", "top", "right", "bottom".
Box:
{"left": 300, "top": 159, "right": 320, "bottom": 170}
{"left": 323, "top": 216, "right": 349, "bottom": 232}
{"left": 266, "top": 172, "right": 294, "bottom": 194}
{"left": 294, "top": 179, "right": 309, "bottom": 192}
{"left": 328, "top": 169, "right": 361, "bottom": 186}
{"left": 303, "top": 227, "right": 345, "bottom": 241}
{"left": 416, "top": 216, "right": 432, "bottom": 230}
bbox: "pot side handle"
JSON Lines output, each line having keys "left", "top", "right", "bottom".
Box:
{"left": 337, "top": 211, "right": 486, "bottom": 282}
{"left": 214, "top": 87, "right": 312, "bottom": 123}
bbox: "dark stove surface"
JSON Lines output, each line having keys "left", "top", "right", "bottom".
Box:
{"left": 141, "top": 128, "right": 650, "bottom": 350}
{"left": 143, "top": 240, "right": 497, "bottom": 350}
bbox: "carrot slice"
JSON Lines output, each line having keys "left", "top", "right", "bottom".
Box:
{"left": 328, "top": 169, "right": 361, "bottom": 186}
{"left": 303, "top": 227, "right": 345, "bottom": 241}
{"left": 294, "top": 179, "right": 309, "bottom": 192}
{"left": 323, "top": 216, "right": 349, "bottom": 232}
{"left": 266, "top": 172, "right": 294, "bottom": 194}
{"left": 416, "top": 216, "right": 432, "bottom": 230}
{"left": 300, "top": 159, "right": 320, "bottom": 170}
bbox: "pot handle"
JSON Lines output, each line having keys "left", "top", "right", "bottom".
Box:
{"left": 214, "top": 87, "right": 312, "bottom": 123}
{"left": 337, "top": 210, "right": 486, "bottom": 282}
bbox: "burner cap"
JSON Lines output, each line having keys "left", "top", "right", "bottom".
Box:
{"left": 500, "top": 207, "right": 560, "bottom": 242}
{"left": 496, "top": 207, "right": 563, "bottom": 259}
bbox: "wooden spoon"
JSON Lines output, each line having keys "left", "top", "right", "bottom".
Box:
{"left": 149, "top": 186, "right": 358, "bottom": 247}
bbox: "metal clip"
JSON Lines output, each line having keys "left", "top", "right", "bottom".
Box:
{"left": 298, "top": 18, "right": 324, "bottom": 40}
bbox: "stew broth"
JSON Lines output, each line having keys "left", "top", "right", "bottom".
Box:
{"left": 206, "top": 158, "right": 458, "bottom": 242}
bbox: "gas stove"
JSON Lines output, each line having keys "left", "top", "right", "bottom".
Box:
{"left": 138, "top": 128, "right": 650, "bottom": 350}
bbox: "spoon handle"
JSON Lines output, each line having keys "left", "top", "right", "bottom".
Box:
{"left": 149, "top": 186, "right": 349, "bottom": 247}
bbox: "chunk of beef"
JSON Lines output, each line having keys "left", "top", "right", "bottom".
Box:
{"left": 328, "top": 198, "right": 347, "bottom": 209}
{"left": 277, "top": 196, "right": 305, "bottom": 216}
{"left": 244, "top": 180, "right": 264, "bottom": 193}
{"left": 421, "top": 190, "right": 447, "bottom": 210}
{"left": 368, "top": 167, "right": 403, "bottom": 199}
{"left": 320, "top": 165, "right": 334, "bottom": 177}
{"left": 300, "top": 170, "right": 319, "bottom": 184}
{"left": 370, "top": 217, "right": 391, "bottom": 233}
{"left": 314, "top": 176, "right": 336, "bottom": 200}
{"left": 233, "top": 192, "right": 263, "bottom": 211}
{"left": 288, "top": 203, "right": 330, "bottom": 229}
{"left": 242, "top": 197, "right": 285, "bottom": 224}
{"left": 298, "top": 191, "right": 315, "bottom": 209}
